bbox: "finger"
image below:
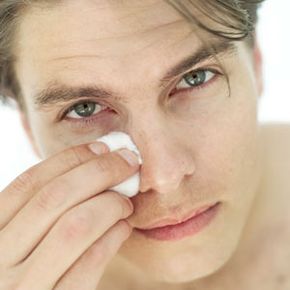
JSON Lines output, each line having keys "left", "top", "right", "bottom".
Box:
{"left": 17, "top": 192, "right": 133, "bottom": 290}
{"left": 0, "top": 149, "right": 138, "bottom": 267}
{"left": 54, "top": 220, "right": 131, "bottom": 290}
{"left": 0, "top": 142, "right": 109, "bottom": 229}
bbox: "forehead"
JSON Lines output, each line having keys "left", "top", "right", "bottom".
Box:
{"left": 15, "top": 1, "right": 199, "bottom": 91}
{"left": 15, "top": 0, "right": 233, "bottom": 105}
{"left": 17, "top": 0, "right": 193, "bottom": 58}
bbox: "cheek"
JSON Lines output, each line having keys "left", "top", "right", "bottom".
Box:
{"left": 27, "top": 113, "right": 77, "bottom": 158}
{"left": 190, "top": 84, "right": 259, "bottom": 201}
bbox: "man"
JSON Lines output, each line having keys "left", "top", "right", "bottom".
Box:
{"left": 0, "top": 0, "right": 289, "bottom": 289}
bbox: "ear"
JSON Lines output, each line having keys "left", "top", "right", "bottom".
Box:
{"left": 252, "top": 37, "right": 264, "bottom": 98}
{"left": 18, "top": 109, "right": 41, "bottom": 159}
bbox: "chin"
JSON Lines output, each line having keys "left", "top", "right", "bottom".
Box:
{"left": 118, "top": 203, "right": 246, "bottom": 285}
{"left": 137, "top": 244, "right": 234, "bottom": 284}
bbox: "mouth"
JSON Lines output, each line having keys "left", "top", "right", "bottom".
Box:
{"left": 134, "top": 202, "right": 221, "bottom": 241}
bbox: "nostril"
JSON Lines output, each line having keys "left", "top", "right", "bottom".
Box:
{"left": 139, "top": 175, "right": 180, "bottom": 194}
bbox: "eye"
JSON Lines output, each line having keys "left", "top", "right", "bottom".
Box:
{"left": 176, "top": 69, "right": 216, "bottom": 90}
{"left": 65, "top": 101, "right": 104, "bottom": 119}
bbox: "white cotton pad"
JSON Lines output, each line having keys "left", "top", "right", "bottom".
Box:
{"left": 97, "top": 131, "right": 143, "bottom": 197}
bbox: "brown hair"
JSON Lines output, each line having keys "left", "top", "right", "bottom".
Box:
{"left": 0, "top": 0, "right": 264, "bottom": 110}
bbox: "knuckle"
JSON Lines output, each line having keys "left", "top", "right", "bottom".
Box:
{"left": 11, "top": 170, "right": 36, "bottom": 193}
{"left": 60, "top": 209, "right": 93, "bottom": 240}
{"left": 34, "top": 180, "right": 68, "bottom": 211}
{"left": 59, "top": 146, "right": 86, "bottom": 168}
{"left": 92, "top": 156, "right": 111, "bottom": 173}
{"left": 0, "top": 267, "right": 24, "bottom": 290}
{"left": 92, "top": 156, "right": 122, "bottom": 181}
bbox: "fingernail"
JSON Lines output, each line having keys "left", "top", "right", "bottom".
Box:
{"left": 88, "top": 142, "right": 108, "bottom": 155}
{"left": 117, "top": 149, "right": 139, "bottom": 166}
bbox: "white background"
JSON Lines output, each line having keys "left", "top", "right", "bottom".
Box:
{"left": 0, "top": 0, "right": 289, "bottom": 190}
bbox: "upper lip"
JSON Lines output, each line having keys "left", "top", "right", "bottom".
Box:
{"left": 136, "top": 202, "right": 219, "bottom": 230}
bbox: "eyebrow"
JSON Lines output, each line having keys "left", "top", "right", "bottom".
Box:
{"left": 34, "top": 40, "right": 236, "bottom": 109}
{"left": 160, "top": 40, "right": 236, "bottom": 85}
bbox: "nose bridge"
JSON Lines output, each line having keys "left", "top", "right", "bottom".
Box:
{"left": 130, "top": 118, "right": 196, "bottom": 194}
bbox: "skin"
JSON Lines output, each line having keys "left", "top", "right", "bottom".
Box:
{"left": 0, "top": 142, "right": 139, "bottom": 289}
{"left": 1, "top": 0, "right": 289, "bottom": 289}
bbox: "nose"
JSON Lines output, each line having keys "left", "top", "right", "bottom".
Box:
{"left": 131, "top": 128, "right": 196, "bottom": 194}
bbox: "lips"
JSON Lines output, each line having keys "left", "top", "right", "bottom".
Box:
{"left": 136, "top": 202, "right": 219, "bottom": 230}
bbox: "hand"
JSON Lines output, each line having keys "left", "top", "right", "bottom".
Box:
{"left": 0, "top": 142, "right": 139, "bottom": 290}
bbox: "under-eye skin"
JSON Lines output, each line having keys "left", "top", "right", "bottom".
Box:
{"left": 61, "top": 67, "right": 220, "bottom": 125}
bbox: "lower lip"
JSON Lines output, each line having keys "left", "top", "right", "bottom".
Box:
{"left": 135, "top": 202, "right": 221, "bottom": 241}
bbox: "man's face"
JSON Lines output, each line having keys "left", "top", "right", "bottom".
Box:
{"left": 15, "top": 0, "right": 263, "bottom": 284}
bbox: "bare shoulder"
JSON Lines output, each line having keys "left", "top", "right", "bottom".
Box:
{"left": 215, "top": 123, "right": 290, "bottom": 290}
{"left": 246, "top": 122, "right": 290, "bottom": 289}
{"left": 260, "top": 122, "right": 290, "bottom": 152}
{"left": 258, "top": 122, "right": 290, "bottom": 222}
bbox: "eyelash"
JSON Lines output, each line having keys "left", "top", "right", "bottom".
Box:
{"left": 60, "top": 67, "right": 221, "bottom": 126}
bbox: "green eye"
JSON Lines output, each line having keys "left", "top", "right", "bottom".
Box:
{"left": 184, "top": 71, "right": 207, "bottom": 86}
{"left": 176, "top": 70, "right": 215, "bottom": 90}
{"left": 66, "top": 102, "right": 102, "bottom": 119}
{"left": 74, "top": 102, "right": 96, "bottom": 117}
